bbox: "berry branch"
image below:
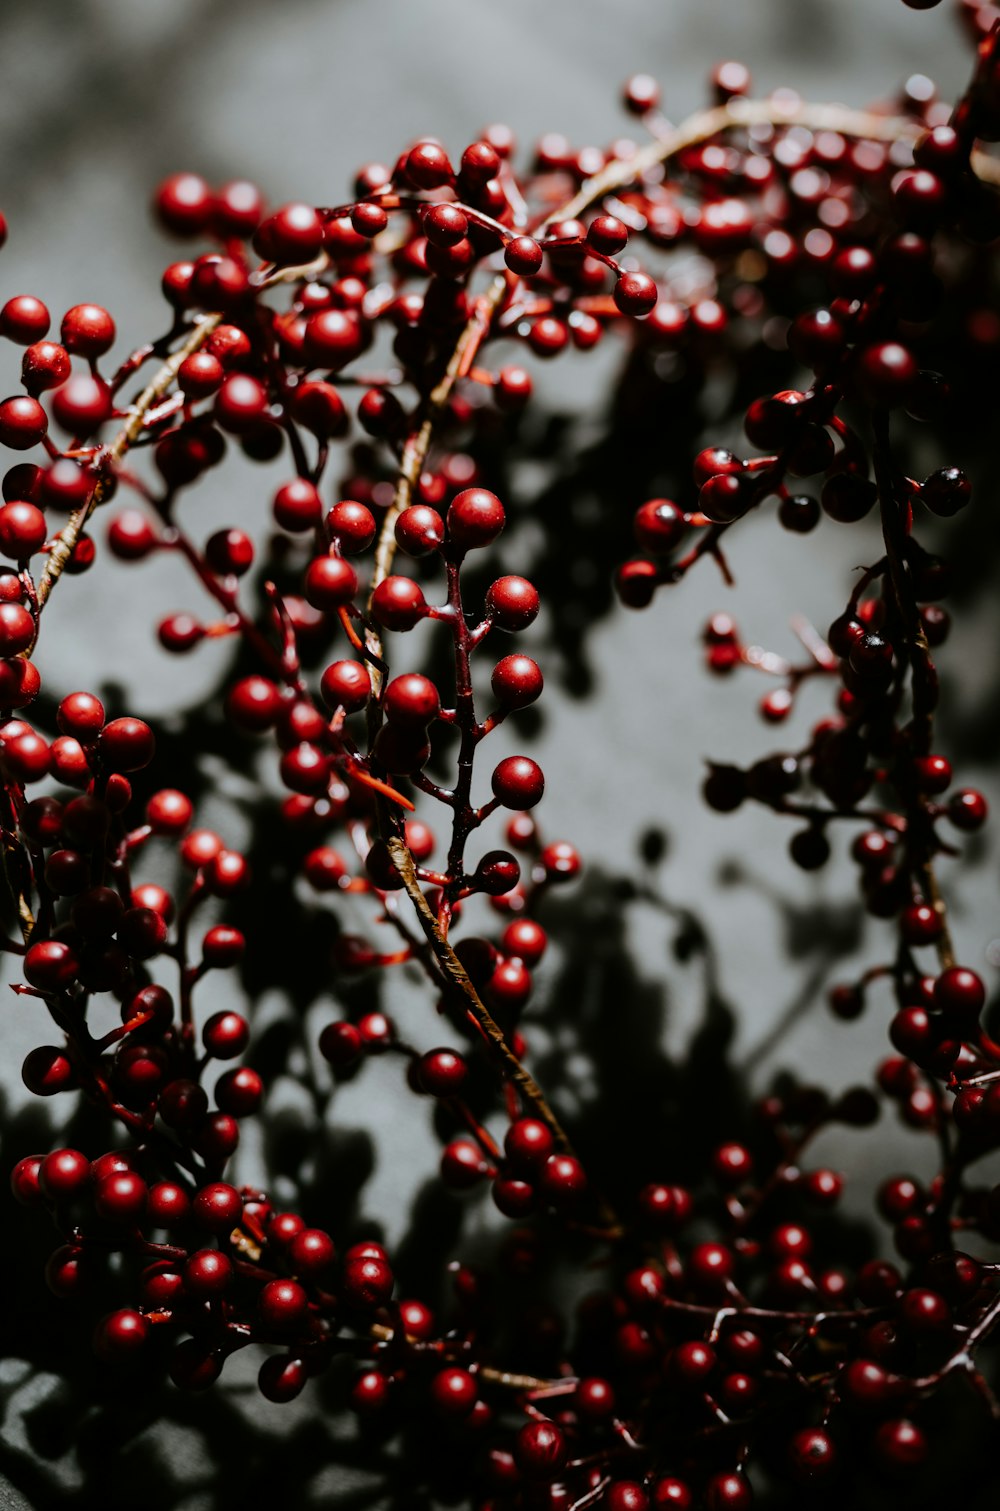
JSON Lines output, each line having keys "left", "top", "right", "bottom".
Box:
{"left": 2, "top": 2, "right": 1000, "bottom": 1504}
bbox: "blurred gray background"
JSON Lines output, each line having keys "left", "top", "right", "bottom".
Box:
{"left": 1, "top": 1, "right": 998, "bottom": 1507}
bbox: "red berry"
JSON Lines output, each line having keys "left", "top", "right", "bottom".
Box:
{"left": 418, "top": 1048, "right": 468, "bottom": 1097}
{"left": 51, "top": 375, "right": 111, "bottom": 434}
{"left": 320, "top": 658, "right": 371, "bottom": 712}
{"left": 1, "top": 295, "right": 50, "bottom": 344}
{"left": 258, "top": 1278, "right": 309, "bottom": 1333}
{"left": 155, "top": 173, "right": 213, "bottom": 235}
{"left": 342, "top": 1253, "right": 394, "bottom": 1307}
{"left": 328, "top": 500, "right": 375, "bottom": 553}
{"left": 384, "top": 672, "right": 440, "bottom": 728}
{"left": 94, "top": 1309, "right": 148, "bottom": 1363}
{"left": 273, "top": 478, "right": 322, "bottom": 532}
{"left": 614, "top": 271, "right": 658, "bottom": 316}
{"left": 395, "top": 504, "right": 444, "bottom": 556}
{"left": 184, "top": 1248, "right": 233, "bottom": 1298}
{"left": 60, "top": 304, "right": 115, "bottom": 358}
{"left": 193, "top": 1181, "right": 243, "bottom": 1231}
{"left": 486, "top": 575, "right": 538, "bottom": 631}
{"left": 94, "top": 1171, "right": 147, "bottom": 1223}
{"left": 39, "top": 1147, "right": 90, "bottom": 1202}
{"left": 304, "top": 554, "right": 358, "bottom": 610}
{"left": 505, "top": 236, "right": 543, "bottom": 275}
{"left": 100, "top": 717, "right": 155, "bottom": 772}
{"left": 202, "top": 1010, "right": 249, "bottom": 1059}
{"left": 491, "top": 755, "right": 544, "bottom": 809}
{"left": 430, "top": 1366, "right": 478, "bottom": 1416}
{"left": 0, "top": 395, "right": 48, "bottom": 450}
{"left": 856, "top": 343, "right": 918, "bottom": 407}
{"left": 515, "top": 1420, "right": 566, "bottom": 1479}
{"left": 447, "top": 488, "right": 505, "bottom": 550}
{"left": 404, "top": 142, "right": 453, "bottom": 189}
{"left": 371, "top": 576, "right": 427, "bottom": 631}
{"left": 258, "top": 203, "right": 324, "bottom": 264}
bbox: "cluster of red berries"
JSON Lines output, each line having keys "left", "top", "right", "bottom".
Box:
{"left": 1, "top": 1, "right": 1000, "bottom": 1505}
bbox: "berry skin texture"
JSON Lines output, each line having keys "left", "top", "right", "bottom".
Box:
{"left": 257, "top": 203, "right": 324, "bottom": 264}
{"left": 635, "top": 498, "right": 684, "bottom": 552}
{"left": 486, "top": 575, "right": 539, "bottom": 631}
{"left": 61, "top": 304, "right": 115, "bottom": 357}
{"left": 1, "top": 295, "right": 50, "bottom": 344}
{"left": 39, "top": 1148, "right": 90, "bottom": 1202}
{"left": 184, "top": 1249, "right": 234, "bottom": 1298}
{"left": 304, "top": 554, "right": 358, "bottom": 609}
{"left": 430, "top": 1367, "right": 478, "bottom": 1416}
{"left": 94, "top": 1309, "right": 149, "bottom": 1363}
{"left": 193, "top": 1182, "right": 243, "bottom": 1231}
{"left": 856, "top": 342, "right": 918, "bottom": 406}
{"left": 99, "top": 718, "right": 155, "bottom": 772}
{"left": 320, "top": 658, "right": 371, "bottom": 712}
{"left": 94, "top": 1171, "right": 147, "bottom": 1224}
{"left": 515, "top": 1421, "right": 567, "bottom": 1479}
{"left": 418, "top": 1048, "right": 468, "bottom": 1097}
{"left": 491, "top": 755, "right": 545, "bottom": 809}
{"left": 395, "top": 504, "right": 444, "bottom": 556}
{"left": 371, "top": 576, "right": 427, "bottom": 631}
{"left": 257, "top": 1279, "right": 309, "bottom": 1333}
{"left": 342, "top": 1254, "right": 394, "bottom": 1308}
{"left": 274, "top": 478, "right": 322, "bottom": 532}
{"left": 607, "top": 1485, "right": 648, "bottom": 1511}
{"left": 933, "top": 966, "right": 985, "bottom": 1023}
{"left": 258, "top": 1356, "right": 307, "bottom": 1404}
{"left": 789, "top": 1427, "right": 837, "bottom": 1481}
{"left": 384, "top": 673, "right": 440, "bottom": 728}
{"left": 704, "top": 1472, "right": 753, "bottom": 1510}
{"left": 0, "top": 395, "right": 48, "bottom": 449}
{"left": 614, "top": 271, "right": 658, "bottom": 316}
{"left": 447, "top": 488, "right": 505, "bottom": 550}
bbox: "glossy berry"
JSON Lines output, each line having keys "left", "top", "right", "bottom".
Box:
{"left": 447, "top": 488, "right": 505, "bottom": 550}
{"left": 61, "top": 304, "right": 115, "bottom": 358}
{"left": 372, "top": 576, "right": 427, "bottom": 630}
{"left": 491, "top": 755, "right": 544, "bottom": 810}
{"left": 94, "top": 1171, "right": 147, "bottom": 1224}
{"left": 384, "top": 672, "right": 440, "bottom": 728}
{"left": 0, "top": 396, "right": 48, "bottom": 450}
{"left": 39, "top": 1148, "right": 91, "bottom": 1202}
{"left": 274, "top": 478, "right": 322, "bottom": 532}
{"left": 430, "top": 1366, "right": 478, "bottom": 1416}
{"left": 873, "top": 1418, "right": 927, "bottom": 1471}
{"left": 404, "top": 142, "right": 453, "bottom": 188}
{"left": 473, "top": 850, "right": 521, "bottom": 895}
{"left": 320, "top": 658, "right": 371, "bottom": 712}
{"left": 418, "top": 1048, "right": 468, "bottom": 1097}
{"left": 342, "top": 1253, "right": 394, "bottom": 1308}
{"left": 614, "top": 271, "right": 658, "bottom": 316}
{"left": 933, "top": 966, "right": 985, "bottom": 1023}
{"left": 193, "top": 1182, "right": 243, "bottom": 1231}
{"left": 704, "top": 1472, "right": 753, "bottom": 1510}
{"left": 184, "top": 1249, "right": 233, "bottom": 1298}
{"left": 99, "top": 718, "right": 154, "bottom": 772}
{"left": 486, "top": 575, "right": 539, "bottom": 631}
{"left": 202, "top": 1010, "right": 249, "bottom": 1059}
{"left": 515, "top": 1420, "right": 566, "bottom": 1479}
{"left": 94, "top": 1309, "right": 148, "bottom": 1363}
{"left": 634, "top": 498, "right": 684, "bottom": 552}
{"left": 856, "top": 343, "right": 918, "bottom": 406}
{"left": 1, "top": 295, "right": 50, "bottom": 344}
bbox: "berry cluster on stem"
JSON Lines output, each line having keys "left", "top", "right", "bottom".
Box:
{"left": 2, "top": 1, "right": 1000, "bottom": 1504}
